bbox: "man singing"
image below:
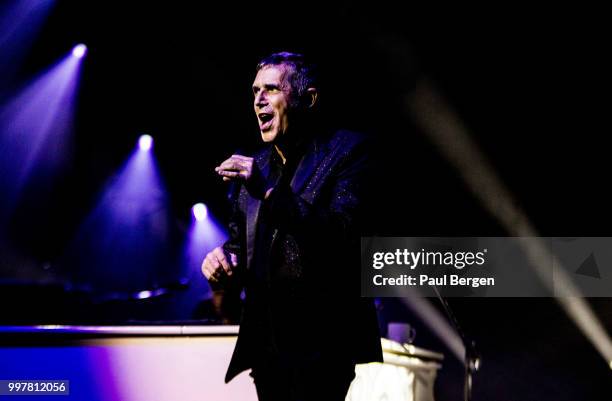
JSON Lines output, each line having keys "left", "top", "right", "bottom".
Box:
{"left": 202, "top": 52, "right": 382, "bottom": 401}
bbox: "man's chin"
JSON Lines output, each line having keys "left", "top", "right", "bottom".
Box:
{"left": 260, "top": 131, "right": 277, "bottom": 143}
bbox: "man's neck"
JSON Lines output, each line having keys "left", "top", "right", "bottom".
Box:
{"left": 273, "top": 144, "right": 287, "bottom": 165}
{"left": 273, "top": 133, "right": 307, "bottom": 165}
{"left": 271, "top": 115, "right": 318, "bottom": 164}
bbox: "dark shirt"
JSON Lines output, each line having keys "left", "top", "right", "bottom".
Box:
{"left": 251, "top": 148, "right": 283, "bottom": 283}
{"left": 248, "top": 145, "right": 305, "bottom": 362}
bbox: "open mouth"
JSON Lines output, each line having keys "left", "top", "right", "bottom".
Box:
{"left": 258, "top": 113, "right": 274, "bottom": 131}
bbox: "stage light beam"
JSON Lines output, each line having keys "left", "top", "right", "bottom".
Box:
{"left": 0, "top": 0, "right": 56, "bottom": 85}
{"left": 407, "top": 78, "right": 612, "bottom": 369}
{"left": 0, "top": 44, "right": 85, "bottom": 220}
{"left": 61, "top": 134, "right": 170, "bottom": 292}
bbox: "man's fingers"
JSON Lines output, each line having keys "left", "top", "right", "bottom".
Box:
{"left": 201, "top": 260, "right": 217, "bottom": 281}
{"left": 217, "top": 170, "right": 241, "bottom": 177}
{"left": 231, "top": 154, "right": 253, "bottom": 163}
{"left": 218, "top": 171, "right": 250, "bottom": 181}
{"left": 213, "top": 248, "right": 233, "bottom": 276}
{"left": 206, "top": 268, "right": 218, "bottom": 282}
{"left": 202, "top": 257, "right": 217, "bottom": 275}
{"left": 230, "top": 253, "right": 238, "bottom": 267}
{"left": 216, "top": 156, "right": 253, "bottom": 172}
{"left": 202, "top": 249, "right": 232, "bottom": 282}
{"left": 214, "top": 155, "right": 254, "bottom": 183}
{"left": 216, "top": 164, "right": 245, "bottom": 180}
{"left": 218, "top": 157, "right": 249, "bottom": 171}
{"left": 216, "top": 167, "right": 249, "bottom": 182}
{"left": 217, "top": 159, "right": 238, "bottom": 171}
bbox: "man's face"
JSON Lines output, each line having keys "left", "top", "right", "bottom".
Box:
{"left": 252, "top": 65, "right": 297, "bottom": 143}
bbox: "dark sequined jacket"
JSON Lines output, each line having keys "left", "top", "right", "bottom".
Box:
{"left": 222, "top": 129, "right": 383, "bottom": 382}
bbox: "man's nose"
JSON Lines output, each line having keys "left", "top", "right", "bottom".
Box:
{"left": 255, "top": 92, "right": 267, "bottom": 108}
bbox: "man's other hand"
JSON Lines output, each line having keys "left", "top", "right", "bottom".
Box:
{"left": 202, "top": 247, "right": 238, "bottom": 284}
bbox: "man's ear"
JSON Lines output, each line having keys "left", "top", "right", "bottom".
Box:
{"left": 306, "top": 87, "right": 318, "bottom": 108}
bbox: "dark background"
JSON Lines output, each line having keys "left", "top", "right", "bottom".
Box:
{"left": 0, "top": 1, "right": 610, "bottom": 400}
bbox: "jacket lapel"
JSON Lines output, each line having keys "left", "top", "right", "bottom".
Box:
{"left": 245, "top": 147, "right": 271, "bottom": 270}
{"left": 290, "top": 137, "right": 322, "bottom": 198}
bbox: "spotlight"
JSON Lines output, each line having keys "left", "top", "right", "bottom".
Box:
{"left": 72, "top": 44, "right": 87, "bottom": 58}
{"left": 135, "top": 290, "right": 152, "bottom": 300}
{"left": 138, "top": 134, "right": 153, "bottom": 151}
{"left": 192, "top": 203, "right": 207, "bottom": 221}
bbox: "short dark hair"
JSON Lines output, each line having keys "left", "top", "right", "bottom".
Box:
{"left": 256, "top": 52, "right": 318, "bottom": 98}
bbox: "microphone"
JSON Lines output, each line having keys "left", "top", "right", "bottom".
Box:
{"left": 227, "top": 180, "right": 242, "bottom": 202}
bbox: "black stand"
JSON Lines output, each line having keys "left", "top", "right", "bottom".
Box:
{"left": 432, "top": 286, "right": 481, "bottom": 401}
